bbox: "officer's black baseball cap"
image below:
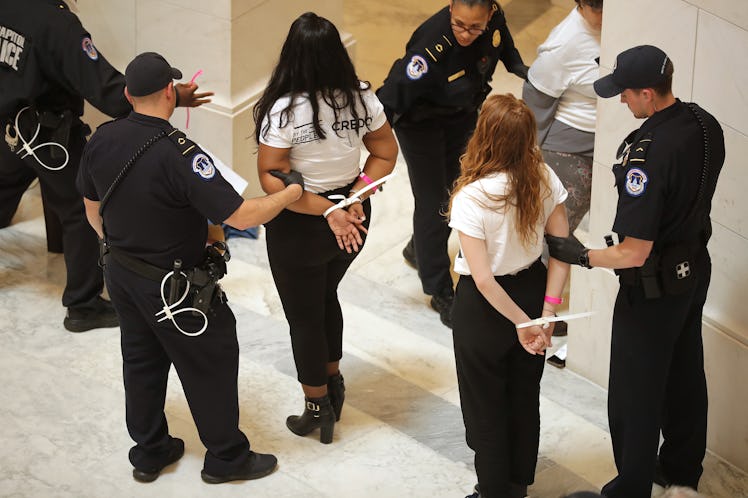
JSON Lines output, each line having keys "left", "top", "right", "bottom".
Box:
{"left": 594, "top": 45, "right": 670, "bottom": 98}
{"left": 125, "top": 52, "right": 182, "bottom": 97}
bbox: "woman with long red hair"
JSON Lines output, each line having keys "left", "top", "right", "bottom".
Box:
{"left": 448, "top": 93, "right": 570, "bottom": 498}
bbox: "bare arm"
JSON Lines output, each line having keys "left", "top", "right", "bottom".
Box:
{"left": 458, "top": 232, "right": 550, "bottom": 354}
{"left": 589, "top": 236, "right": 653, "bottom": 269}
{"left": 257, "top": 144, "right": 338, "bottom": 216}
{"left": 543, "top": 203, "right": 571, "bottom": 314}
{"left": 350, "top": 122, "right": 398, "bottom": 196}
{"left": 223, "top": 185, "right": 303, "bottom": 230}
{"left": 345, "top": 122, "right": 398, "bottom": 222}
{"left": 83, "top": 198, "right": 104, "bottom": 239}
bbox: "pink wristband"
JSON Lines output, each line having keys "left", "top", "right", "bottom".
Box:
{"left": 544, "top": 295, "right": 563, "bottom": 305}
{"left": 359, "top": 172, "right": 381, "bottom": 192}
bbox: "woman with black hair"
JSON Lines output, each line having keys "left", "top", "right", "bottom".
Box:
{"left": 254, "top": 12, "right": 397, "bottom": 444}
{"left": 377, "top": 0, "right": 528, "bottom": 329}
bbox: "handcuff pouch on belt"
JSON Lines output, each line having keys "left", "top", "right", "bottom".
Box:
{"left": 37, "top": 110, "right": 73, "bottom": 159}
{"left": 185, "top": 241, "right": 230, "bottom": 314}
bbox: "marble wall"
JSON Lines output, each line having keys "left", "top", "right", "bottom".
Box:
{"left": 568, "top": 0, "right": 748, "bottom": 473}
{"left": 76, "top": 0, "right": 348, "bottom": 197}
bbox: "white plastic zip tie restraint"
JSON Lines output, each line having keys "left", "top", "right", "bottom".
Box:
{"left": 323, "top": 172, "right": 397, "bottom": 218}
{"left": 516, "top": 311, "right": 595, "bottom": 330}
{"left": 155, "top": 271, "right": 208, "bottom": 337}
{"left": 13, "top": 107, "right": 69, "bottom": 171}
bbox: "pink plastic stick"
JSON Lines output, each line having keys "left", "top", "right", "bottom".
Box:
{"left": 185, "top": 69, "right": 204, "bottom": 129}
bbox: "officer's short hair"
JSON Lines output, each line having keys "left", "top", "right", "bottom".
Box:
{"left": 650, "top": 58, "right": 674, "bottom": 97}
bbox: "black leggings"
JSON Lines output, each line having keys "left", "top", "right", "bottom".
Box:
{"left": 265, "top": 184, "right": 371, "bottom": 386}
{"left": 452, "top": 260, "right": 546, "bottom": 498}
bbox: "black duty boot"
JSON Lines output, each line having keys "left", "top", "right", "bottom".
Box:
{"left": 201, "top": 451, "right": 278, "bottom": 484}
{"left": 286, "top": 396, "right": 335, "bottom": 444}
{"left": 131, "top": 437, "right": 185, "bottom": 483}
{"left": 64, "top": 296, "right": 119, "bottom": 333}
{"left": 327, "top": 373, "right": 346, "bottom": 422}
{"left": 552, "top": 319, "right": 568, "bottom": 337}
{"left": 430, "top": 290, "right": 454, "bottom": 328}
{"left": 402, "top": 237, "right": 418, "bottom": 269}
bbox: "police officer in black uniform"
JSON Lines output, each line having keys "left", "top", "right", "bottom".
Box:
{"left": 546, "top": 46, "right": 725, "bottom": 498}
{"left": 77, "top": 52, "right": 303, "bottom": 483}
{"left": 0, "top": 0, "right": 211, "bottom": 332}
{"left": 377, "top": 0, "right": 527, "bottom": 328}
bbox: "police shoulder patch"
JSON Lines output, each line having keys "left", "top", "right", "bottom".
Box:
{"left": 191, "top": 153, "right": 216, "bottom": 181}
{"left": 406, "top": 54, "right": 429, "bottom": 80}
{"left": 166, "top": 128, "right": 215, "bottom": 181}
{"left": 81, "top": 37, "right": 98, "bottom": 60}
{"left": 625, "top": 168, "right": 648, "bottom": 197}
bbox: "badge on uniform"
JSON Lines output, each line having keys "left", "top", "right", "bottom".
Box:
{"left": 81, "top": 37, "right": 98, "bottom": 60}
{"left": 492, "top": 29, "right": 501, "bottom": 48}
{"left": 192, "top": 153, "right": 216, "bottom": 180}
{"left": 625, "top": 168, "right": 648, "bottom": 197}
{"left": 406, "top": 55, "right": 428, "bottom": 80}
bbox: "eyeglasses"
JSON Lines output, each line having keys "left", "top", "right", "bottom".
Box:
{"left": 450, "top": 21, "right": 487, "bottom": 36}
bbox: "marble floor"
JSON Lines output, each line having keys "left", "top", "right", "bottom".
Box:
{"left": 1, "top": 0, "right": 747, "bottom": 497}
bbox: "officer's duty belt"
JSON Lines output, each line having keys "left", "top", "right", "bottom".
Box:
{"left": 105, "top": 246, "right": 170, "bottom": 282}
{"left": 617, "top": 240, "right": 704, "bottom": 298}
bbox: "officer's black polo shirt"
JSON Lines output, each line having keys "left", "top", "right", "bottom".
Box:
{"left": 78, "top": 112, "right": 243, "bottom": 270}
{"left": 612, "top": 99, "right": 724, "bottom": 247}
{"left": 377, "top": 4, "right": 523, "bottom": 119}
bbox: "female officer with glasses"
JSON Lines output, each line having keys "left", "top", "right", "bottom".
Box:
{"left": 377, "top": 0, "right": 528, "bottom": 329}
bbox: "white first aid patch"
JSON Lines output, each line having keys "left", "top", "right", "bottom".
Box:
{"left": 81, "top": 37, "right": 98, "bottom": 60}
{"left": 406, "top": 55, "right": 428, "bottom": 80}
{"left": 192, "top": 153, "right": 216, "bottom": 180}
{"left": 625, "top": 168, "right": 648, "bottom": 197}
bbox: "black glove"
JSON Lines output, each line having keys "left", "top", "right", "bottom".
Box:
{"left": 512, "top": 63, "right": 530, "bottom": 81}
{"left": 545, "top": 234, "right": 591, "bottom": 268}
{"left": 269, "top": 169, "right": 304, "bottom": 190}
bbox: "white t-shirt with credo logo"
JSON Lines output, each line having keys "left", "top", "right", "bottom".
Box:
{"left": 259, "top": 86, "right": 387, "bottom": 194}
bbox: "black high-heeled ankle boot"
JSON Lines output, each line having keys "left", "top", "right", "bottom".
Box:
{"left": 286, "top": 395, "right": 335, "bottom": 444}
{"left": 327, "top": 373, "right": 346, "bottom": 422}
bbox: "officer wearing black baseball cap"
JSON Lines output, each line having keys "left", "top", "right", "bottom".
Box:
{"left": 544, "top": 45, "right": 725, "bottom": 497}
{"left": 593, "top": 45, "right": 670, "bottom": 98}
{"left": 78, "top": 50, "right": 303, "bottom": 484}
{"left": 125, "top": 52, "right": 183, "bottom": 97}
